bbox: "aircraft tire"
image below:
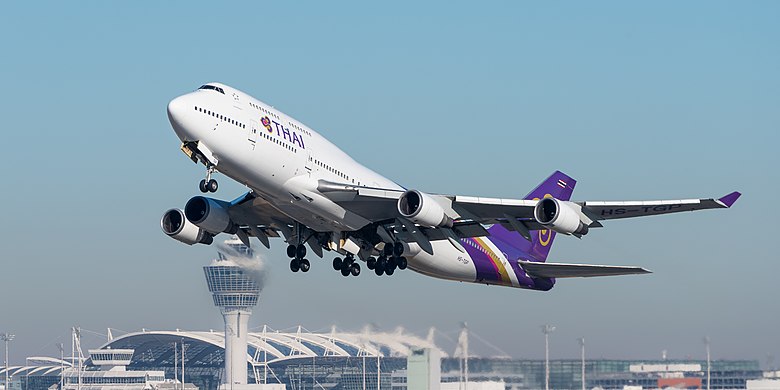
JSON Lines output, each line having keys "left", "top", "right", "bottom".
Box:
{"left": 393, "top": 242, "right": 404, "bottom": 257}
{"left": 287, "top": 245, "right": 297, "bottom": 258}
{"left": 383, "top": 244, "right": 393, "bottom": 256}
{"left": 397, "top": 257, "right": 408, "bottom": 270}
{"left": 290, "top": 259, "right": 300, "bottom": 272}
{"left": 366, "top": 257, "right": 376, "bottom": 270}
{"left": 387, "top": 256, "right": 397, "bottom": 269}
{"left": 375, "top": 266, "right": 384, "bottom": 276}
{"left": 385, "top": 266, "right": 395, "bottom": 276}
{"left": 199, "top": 180, "right": 208, "bottom": 193}
{"left": 340, "top": 267, "right": 351, "bottom": 277}
{"left": 207, "top": 179, "right": 218, "bottom": 192}
{"left": 300, "top": 259, "right": 310, "bottom": 272}
{"left": 350, "top": 263, "right": 360, "bottom": 276}
{"left": 332, "top": 257, "right": 343, "bottom": 271}
{"left": 296, "top": 244, "right": 307, "bottom": 259}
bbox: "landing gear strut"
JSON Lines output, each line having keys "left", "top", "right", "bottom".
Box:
{"left": 199, "top": 166, "right": 218, "bottom": 193}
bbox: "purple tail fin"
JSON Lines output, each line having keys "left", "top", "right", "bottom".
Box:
{"left": 487, "top": 171, "right": 576, "bottom": 262}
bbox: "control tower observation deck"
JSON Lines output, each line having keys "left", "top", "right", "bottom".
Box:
{"left": 202, "top": 238, "right": 262, "bottom": 388}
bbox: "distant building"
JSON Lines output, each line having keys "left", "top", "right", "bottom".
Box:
{"left": 406, "top": 348, "right": 441, "bottom": 390}
{"left": 2, "top": 330, "right": 768, "bottom": 390}
{"left": 61, "top": 348, "right": 168, "bottom": 390}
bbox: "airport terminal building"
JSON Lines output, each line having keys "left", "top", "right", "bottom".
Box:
{"left": 1, "top": 328, "right": 773, "bottom": 390}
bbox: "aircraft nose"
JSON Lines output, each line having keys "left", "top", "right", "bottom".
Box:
{"left": 167, "top": 95, "right": 193, "bottom": 141}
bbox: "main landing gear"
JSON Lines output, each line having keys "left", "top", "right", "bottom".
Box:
{"left": 331, "top": 242, "right": 408, "bottom": 278}
{"left": 287, "top": 244, "right": 310, "bottom": 273}
{"left": 199, "top": 166, "right": 218, "bottom": 193}
{"left": 368, "top": 242, "right": 408, "bottom": 276}
{"left": 332, "top": 255, "right": 361, "bottom": 277}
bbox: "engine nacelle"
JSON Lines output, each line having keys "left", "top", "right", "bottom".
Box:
{"left": 184, "top": 196, "right": 237, "bottom": 234}
{"left": 161, "top": 208, "right": 214, "bottom": 245}
{"left": 533, "top": 198, "right": 589, "bottom": 236}
{"left": 397, "top": 190, "right": 453, "bottom": 228}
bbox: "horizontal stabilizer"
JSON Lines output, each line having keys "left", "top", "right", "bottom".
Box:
{"left": 518, "top": 260, "right": 651, "bottom": 278}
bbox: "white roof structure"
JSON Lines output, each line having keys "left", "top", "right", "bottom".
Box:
{"left": 101, "top": 326, "right": 446, "bottom": 366}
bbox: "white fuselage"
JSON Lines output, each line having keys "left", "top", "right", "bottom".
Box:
{"left": 167, "top": 83, "right": 525, "bottom": 288}
{"left": 169, "top": 83, "right": 402, "bottom": 231}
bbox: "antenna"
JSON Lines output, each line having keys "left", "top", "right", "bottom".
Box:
{"left": 57, "top": 343, "right": 64, "bottom": 390}
{"left": 2, "top": 333, "right": 15, "bottom": 390}
{"left": 542, "top": 325, "right": 556, "bottom": 390}
{"left": 578, "top": 338, "right": 585, "bottom": 390}
{"left": 703, "top": 336, "right": 711, "bottom": 390}
{"left": 71, "top": 327, "right": 83, "bottom": 390}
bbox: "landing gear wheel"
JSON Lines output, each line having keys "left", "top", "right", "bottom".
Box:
{"left": 296, "top": 244, "right": 307, "bottom": 259}
{"left": 199, "top": 180, "right": 208, "bottom": 193}
{"left": 385, "top": 266, "right": 395, "bottom": 276}
{"left": 350, "top": 263, "right": 361, "bottom": 276}
{"left": 287, "top": 245, "right": 297, "bottom": 258}
{"left": 387, "top": 256, "right": 397, "bottom": 269}
{"left": 207, "top": 179, "right": 218, "bottom": 192}
{"left": 393, "top": 242, "right": 404, "bottom": 257}
{"left": 397, "top": 257, "right": 408, "bottom": 270}
{"left": 340, "top": 267, "right": 351, "bottom": 277}
{"left": 332, "top": 257, "right": 343, "bottom": 271}
{"left": 383, "top": 244, "right": 393, "bottom": 257}
{"left": 299, "top": 259, "right": 310, "bottom": 272}
{"left": 375, "top": 257, "right": 386, "bottom": 276}
{"left": 366, "top": 257, "right": 376, "bottom": 270}
{"left": 290, "top": 259, "right": 300, "bottom": 272}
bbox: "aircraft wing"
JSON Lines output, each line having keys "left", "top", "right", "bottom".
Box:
{"left": 224, "top": 192, "right": 295, "bottom": 248}
{"left": 318, "top": 180, "right": 740, "bottom": 236}
{"left": 579, "top": 191, "right": 741, "bottom": 220}
{"left": 318, "top": 181, "right": 539, "bottom": 223}
{"left": 518, "top": 260, "right": 651, "bottom": 278}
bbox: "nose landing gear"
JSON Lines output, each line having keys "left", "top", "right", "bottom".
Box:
{"left": 199, "top": 166, "right": 218, "bottom": 193}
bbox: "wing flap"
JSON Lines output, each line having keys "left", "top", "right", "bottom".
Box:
{"left": 518, "top": 260, "right": 651, "bottom": 278}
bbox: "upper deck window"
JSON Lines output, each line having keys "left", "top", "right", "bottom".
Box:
{"left": 198, "top": 85, "right": 225, "bottom": 94}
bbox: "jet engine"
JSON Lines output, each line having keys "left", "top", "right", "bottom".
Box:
{"left": 161, "top": 208, "right": 214, "bottom": 245}
{"left": 533, "top": 198, "right": 589, "bottom": 236}
{"left": 397, "top": 190, "right": 453, "bottom": 228}
{"left": 184, "top": 196, "right": 237, "bottom": 234}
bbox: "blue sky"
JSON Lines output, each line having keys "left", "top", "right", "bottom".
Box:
{"left": 0, "top": 1, "right": 778, "bottom": 365}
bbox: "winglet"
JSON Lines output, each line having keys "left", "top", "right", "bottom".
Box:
{"left": 718, "top": 191, "right": 741, "bottom": 208}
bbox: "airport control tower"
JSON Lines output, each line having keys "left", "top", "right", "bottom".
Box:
{"left": 203, "top": 238, "right": 261, "bottom": 388}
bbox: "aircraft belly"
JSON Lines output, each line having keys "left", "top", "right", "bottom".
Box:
{"left": 407, "top": 241, "right": 477, "bottom": 283}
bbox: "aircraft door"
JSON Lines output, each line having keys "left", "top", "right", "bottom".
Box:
{"left": 248, "top": 120, "right": 258, "bottom": 150}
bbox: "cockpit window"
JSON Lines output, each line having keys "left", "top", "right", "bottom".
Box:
{"left": 198, "top": 85, "right": 225, "bottom": 94}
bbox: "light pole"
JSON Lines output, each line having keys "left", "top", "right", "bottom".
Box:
{"left": 578, "top": 338, "right": 585, "bottom": 390}
{"left": 2, "top": 333, "right": 15, "bottom": 390}
{"left": 542, "top": 325, "right": 555, "bottom": 390}
{"left": 704, "top": 337, "right": 711, "bottom": 390}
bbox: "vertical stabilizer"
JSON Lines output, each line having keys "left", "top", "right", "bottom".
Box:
{"left": 488, "top": 171, "right": 576, "bottom": 262}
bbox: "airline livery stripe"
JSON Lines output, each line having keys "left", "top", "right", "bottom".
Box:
{"left": 472, "top": 237, "right": 512, "bottom": 285}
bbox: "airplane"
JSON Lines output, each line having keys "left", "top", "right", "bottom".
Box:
{"left": 160, "top": 82, "right": 741, "bottom": 291}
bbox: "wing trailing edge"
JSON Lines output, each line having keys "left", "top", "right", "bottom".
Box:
{"left": 518, "top": 260, "right": 651, "bottom": 278}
